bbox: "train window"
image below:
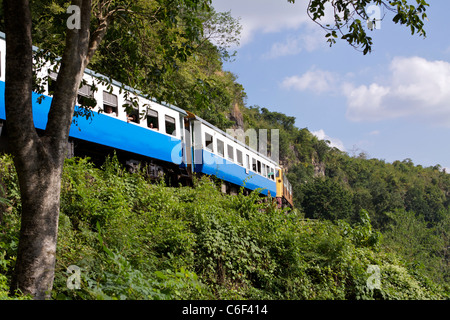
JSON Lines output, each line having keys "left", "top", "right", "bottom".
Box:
{"left": 236, "top": 149, "right": 243, "bottom": 166}
{"left": 252, "top": 158, "right": 257, "bottom": 172}
{"left": 77, "top": 83, "right": 96, "bottom": 108}
{"left": 262, "top": 164, "right": 266, "bottom": 177}
{"left": 124, "top": 101, "right": 139, "bottom": 124}
{"left": 246, "top": 155, "right": 250, "bottom": 170}
{"left": 227, "top": 145, "right": 234, "bottom": 161}
{"left": 165, "top": 115, "right": 176, "bottom": 135}
{"left": 205, "top": 133, "right": 213, "bottom": 151}
{"left": 103, "top": 91, "right": 118, "bottom": 116}
{"left": 257, "top": 160, "right": 261, "bottom": 174}
{"left": 269, "top": 167, "right": 274, "bottom": 180}
{"left": 217, "top": 139, "right": 224, "bottom": 157}
{"left": 147, "top": 109, "right": 158, "bottom": 130}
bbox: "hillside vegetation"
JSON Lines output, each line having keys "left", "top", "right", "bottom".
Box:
{"left": 246, "top": 106, "right": 450, "bottom": 291}
{"left": 0, "top": 2, "right": 449, "bottom": 300}
{"left": 0, "top": 154, "right": 448, "bottom": 299}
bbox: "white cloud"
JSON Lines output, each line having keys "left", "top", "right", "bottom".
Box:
{"left": 262, "top": 27, "right": 326, "bottom": 59}
{"left": 281, "top": 68, "right": 338, "bottom": 94}
{"left": 343, "top": 56, "right": 450, "bottom": 126}
{"left": 263, "top": 35, "right": 304, "bottom": 59}
{"left": 312, "top": 129, "right": 346, "bottom": 151}
{"left": 282, "top": 56, "right": 450, "bottom": 127}
{"left": 212, "top": 0, "right": 312, "bottom": 46}
{"left": 301, "top": 28, "right": 327, "bottom": 52}
{"left": 342, "top": 82, "right": 391, "bottom": 121}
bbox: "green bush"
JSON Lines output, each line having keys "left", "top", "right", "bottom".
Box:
{"left": 0, "top": 155, "right": 447, "bottom": 300}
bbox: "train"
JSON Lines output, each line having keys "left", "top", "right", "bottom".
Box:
{"left": 0, "top": 32, "right": 293, "bottom": 208}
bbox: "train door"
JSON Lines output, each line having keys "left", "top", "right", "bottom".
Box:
{"left": 182, "top": 111, "right": 199, "bottom": 176}
{"left": 183, "top": 117, "right": 193, "bottom": 174}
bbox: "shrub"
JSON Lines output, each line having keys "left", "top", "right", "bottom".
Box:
{"left": 0, "top": 155, "right": 447, "bottom": 300}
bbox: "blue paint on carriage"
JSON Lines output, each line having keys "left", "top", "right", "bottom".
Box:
{"left": 193, "top": 149, "right": 276, "bottom": 196}
{"left": 0, "top": 82, "right": 4, "bottom": 121}
{"left": 0, "top": 80, "right": 274, "bottom": 196}
{"left": 0, "top": 81, "right": 182, "bottom": 164}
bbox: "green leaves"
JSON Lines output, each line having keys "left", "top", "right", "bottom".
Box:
{"left": 1, "top": 154, "right": 447, "bottom": 299}
{"left": 301, "top": 178, "right": 354, "bottom": 221}
{"left": 391, "top": 0, "right": 428, "bottom": 36}
{"left": 298, "top": 0, "right": 430, "bottom": 54}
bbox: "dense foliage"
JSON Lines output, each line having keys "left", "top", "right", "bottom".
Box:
{"left": 243, "top": 106, "right": 450, "bottom": 292}
{"left": 0, "top": 0, "right": 446, "bottom": 300}
{"left": 0, "top": 154, "right": 448, "bottom": 299}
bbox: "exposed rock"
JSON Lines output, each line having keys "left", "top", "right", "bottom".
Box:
{"left": 229, "top": 102, "right": 244, "bottom": 129}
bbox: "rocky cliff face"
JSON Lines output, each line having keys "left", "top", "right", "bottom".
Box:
{"left": 229, "top": 102, "right": 244, "bottom": 130}
{"left": 312, "top": 157, "right": 326, "bottom": 177}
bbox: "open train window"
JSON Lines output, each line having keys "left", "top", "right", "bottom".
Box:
{"left": 257, "top": 160, "right": 261, "bottom": 174}
{"left": 252, "top": 158, "right": 257, "bottom": 172}
{"left": 246, "top": 155, "right": 250, "bottom": 170}
{"left": 124, "top": 100, "right": 139, "bottom": 124}
{"left": 77, "top": 83, "right": 96, "bottom": 108}
{"left": 165, "top": 115, "right": 176, "bottom": 135}
{"left": 103, "top": 91, "right": 118, "bottom": 116}
{"left": 236, "top": 149, "right": 243, "bottom": 166}
{"left": 147, "top": 109, "right": 158, "bottom": 129}
{"left": 217, "top": 139, "right": 224, "bottom": 157}
{"left": 227, "top": 145, "right": 234, "bottom": 161}
{"left": 205, "top": 133, "right": 213, "bottom": 151}
{"left": 268, "top": 167, "right": 274, "bottom": 180}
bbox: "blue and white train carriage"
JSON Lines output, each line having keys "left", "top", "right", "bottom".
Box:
{"left": 0, "top": 32, "right": 293, "bottom": 206}
{"left": 189, "top": 115, "right": 278, "bottom": 197}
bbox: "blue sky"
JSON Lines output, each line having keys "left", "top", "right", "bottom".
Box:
{"left": 211, "top": 0, "right": 450, "bottom": 171}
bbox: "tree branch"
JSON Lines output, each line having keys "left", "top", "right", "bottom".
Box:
{"left": 3, "top": 0, "right": 37, "bottom": 149}
{"left": 86, "top": 2, "right": 136, "bottom": 65}
{"left": 45, "top": 0, "right": 92, "bottom": 145}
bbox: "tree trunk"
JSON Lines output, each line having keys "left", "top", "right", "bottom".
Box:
{"left": 4, "top": 0, "right": 93, "bottom": 299}
{"left": 4, "top": 0, "right": 68, "bottom": 299}
{"left": 10, "top": 144, "right": 65, "bottom": 299}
